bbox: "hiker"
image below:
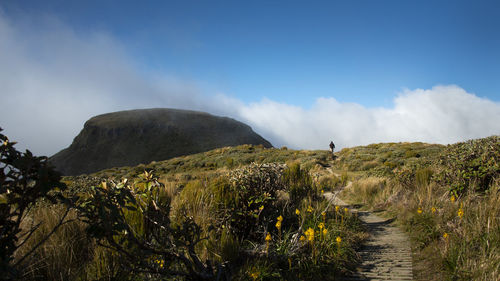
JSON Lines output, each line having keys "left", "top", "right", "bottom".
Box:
{"left": 329, "top": 141, "right": 335, "bottom": 159}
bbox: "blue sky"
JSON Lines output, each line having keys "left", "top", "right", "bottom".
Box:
{"left": 1, "top": 0, "right": 500, "bottom": 154}
{"left": 4, "top": 0, "right": 499, "bottom": 107}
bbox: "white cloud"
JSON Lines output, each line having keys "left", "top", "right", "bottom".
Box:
{"left": 1, "top": 11, "right": 499, "bottom": 156}
{"left": 236, "top": 85, "right": 500, "bottom": 149}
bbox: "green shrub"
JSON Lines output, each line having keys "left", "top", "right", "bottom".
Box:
{"left": 0, "top": 128, "right": 69, "bottom": 280}
{"left": 438, "top": 136, "right": 499, "bottom": 195}
{"left": 214, "top": 163, "right": 285, "bottom": 240}
{"left": 74, "top": 172, "right": 224, "bottom": 280}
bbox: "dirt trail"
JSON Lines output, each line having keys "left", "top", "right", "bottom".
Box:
{"left": 324, "top": 182, "right": 413, "bottom": 281}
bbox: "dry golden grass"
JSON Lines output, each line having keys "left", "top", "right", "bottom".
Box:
{"left": 342, "top": 174, "right": 500, "bottom": 280}
{"left": 342, "top": 177, "right": 387, "bottom": 206}
{"left": 15, "top": 205, "right": 91, "bottom": 280}
{"left": 170, "top": 180, "right": 216, "bottom": 230}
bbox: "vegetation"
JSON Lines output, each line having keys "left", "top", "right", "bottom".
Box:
{"left": 1, "top": 129, "right": 363, "bottom": 280}
{"left": 0, "top": 128, "right": 70, "bottom": 280}
{"left": 340, "top": 136, "right": 500, "bottom": 280}
{"left": 3, "top": 125, "right": 498, "bottom": 280}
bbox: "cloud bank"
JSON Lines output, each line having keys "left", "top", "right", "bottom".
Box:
{"left": 239, "top": 85, "right": 500, "bottom": 149}
{"left": 1, "top": 11, "right": 499, "bottom": 156}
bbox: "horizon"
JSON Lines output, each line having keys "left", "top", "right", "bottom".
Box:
{"left": 1, "top": 0, "right": 499, "bottom": 156}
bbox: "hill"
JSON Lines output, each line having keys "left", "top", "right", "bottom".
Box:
{"left": 49, "top": 108, "right": 272, "bottom": 175}
{"left": 5, "top": 130, "right": 498, "bottom": 280}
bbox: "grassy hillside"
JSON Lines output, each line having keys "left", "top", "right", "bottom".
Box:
{"left": 14, "top": 145, "right": 363, "bottom": 280}
{"left": 5, "top": 136, "right": 499, "bottom": 280}
{"left": 339, "top": 136, "right": 500, "bottom": 280}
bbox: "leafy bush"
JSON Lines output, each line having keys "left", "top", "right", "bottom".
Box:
{"left": 438, "top": 136, "right": 500, "bottom": 195}
{"left": 213, "top": 163, "right": 286, "bottom": 241}
{"left": 0, "top": 128, "right": 69, "bottom": 280}
{"left": 75, "top": 172, "right": 225, "bottom": 280}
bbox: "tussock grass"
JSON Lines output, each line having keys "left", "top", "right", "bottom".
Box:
{"left": 342, "top": 177, "right": 387, "bottom": 207}
{"left": 338, "top": 136, "right": 500, "bottom": 280}
{"left": 15, "top": 205, "right": 91, "bottom": 281}
{"left": 13, "top": 137, "right": 498, "bottom": 280}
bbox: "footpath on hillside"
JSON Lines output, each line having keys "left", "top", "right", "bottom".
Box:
{"left": 324, "top": 181, "right": 414, "bottom": 281}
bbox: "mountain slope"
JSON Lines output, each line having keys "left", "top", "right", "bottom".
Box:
{"left": 50, "top": 108, "right": 272, "bottom": 175}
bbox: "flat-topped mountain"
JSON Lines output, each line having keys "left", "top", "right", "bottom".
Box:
{"left": 50, "top": 108, "right": 272, "bottom": 175}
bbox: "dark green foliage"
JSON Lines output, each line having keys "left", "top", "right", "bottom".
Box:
{"left": 438, "top": 136, "right": 500, "bottom": 195}
{"left": 0, "top": 128, "right": 68, "bottom": 280}
{"left": 214, "top": 163, "right": 286, "bottom": 240}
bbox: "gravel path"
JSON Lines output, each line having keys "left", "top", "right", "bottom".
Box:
{"left": 324, "top": 184, "right": 413, "bottom": 281}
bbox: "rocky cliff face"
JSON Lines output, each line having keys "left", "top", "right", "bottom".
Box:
{"left": 50, "top": 108, "right": 272, "bottom": 175}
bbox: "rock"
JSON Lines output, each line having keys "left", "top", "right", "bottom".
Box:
{"left": 50, "top": 108, "right": 272, "bottom": 175}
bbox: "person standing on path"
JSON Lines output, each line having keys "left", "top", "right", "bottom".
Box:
{"left": 329, "top": 141, "right": 335, "bottom": 159}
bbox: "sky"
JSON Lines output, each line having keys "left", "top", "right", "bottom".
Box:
{"left": 1, "top": 0, "right": 499, "bottom": 156}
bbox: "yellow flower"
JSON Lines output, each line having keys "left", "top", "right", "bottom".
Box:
{"left": 299, "top": 235, "right": 306, "bottom": 241}
{"left": 305, "top": 228, "right": 315, "bottom": 241}
{"left": 155, "top": 258, "right": 164, "bottom": 268}
{"left": 259, "top": 205, "right": 264, "bottom": 211}
{"left": 250, "top": 271, "right": 259, "bottom": 280}
{"left": 318, "top": 222, "right": 325, "bottom": 229}
{"left": 265, "top": 233, "right": 272, "bottom": 241}
{"left": 322, "top": 228, "right": 328, "bottom": 236}
{"left": 335, "top": 205, "right": 340, "bottom": 212}
{"left": 457, "top": 208, "right": 464, "bottom": 219}
{"left": 295, "top": 208, "right": 300, "bottom": 216}
{"left": 450, "top": 195, "right": 456, "bottom": 203}
{"left": 417, "top": 207, "right": 423, "bottom": 214}
{"left": 336, "top": 236, "right": 342, "bottom": 243}
{"left": 443, "top": 232, "right": 449, "bottom": 239}
{"left": 307, "top": 206, "right": 313, "bottom": 213}
{"left": 344, "top": 207, "right": 349, "bottom": 214}
{"left": 321, "top": 189, "right": 324, "bottom": 194}
{"left": 275, "top": 221, "right": 282, "bottom": 230}
{"left": 321, "top": 211, "right": 326, "bottom": 218}
{"left": 277, "top": 215, "right": 283, "bottom": 222}
{"left": 431, "top": 207, "right": 437, "bottom": 214}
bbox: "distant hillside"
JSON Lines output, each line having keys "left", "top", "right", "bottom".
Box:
{"left": 50, "top": 108, "right": 272, "bottom": 175}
